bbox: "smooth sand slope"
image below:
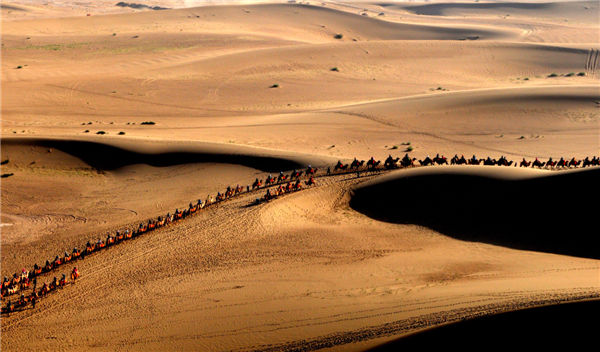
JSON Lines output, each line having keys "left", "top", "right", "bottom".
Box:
{"left": 1, "top": 1, "right": 599, "bottom": 351}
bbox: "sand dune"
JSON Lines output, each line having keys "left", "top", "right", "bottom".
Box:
{"left": 1, "top": 1, "right": 599, "bottom": 351}
{"left": 3, "top": 157, "right": 599, "bottom": 351}
{"left": 328, "top": 85, "right": 599, "bottom": 158}
{"left": 398, "top": 1, "right": 599, "bottom": 24}
{"left": 3, "top": 40, "right": 595, "bottom": 119}
{"left": 1, "top": 4, "right": 514, "bottom": 41}
{"left": 0, "top": 137, "right": 333, "bottom": 276}
{"left": 350, "top": 165, "right": 599, "bottom": 259}
{"left": 353, "top": 1, "right": 599, "bottom": 43}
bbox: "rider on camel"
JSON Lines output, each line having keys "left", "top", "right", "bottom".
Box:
{"left": 50, "top": 277, "right": 58, "bottom": 290}
{"left": 40, "top": 282, "right": 49, "bottom": 295}
{"left": 19, "top": 294, "right": 26, "bottom": 306}
{"left": 71, "top": 267, "right": 80, "bottom": 281}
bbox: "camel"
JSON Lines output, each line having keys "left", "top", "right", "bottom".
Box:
{"left": 419, "top": 156, "right": 434, "bottom": 166}
{"left": 366, "top": 157, "right": 381, "bottom": 170}
{"left": 265, "top": 175, "right": 277, "bottom": 185}
{"left": 277, "top": 173, "right": 288, "bottom": 182}
{"left": 334, "top": 161, "right": 348, "bottom": 171}
{"left": 252, "top": 178, "right": 263, "bottom": 190}
{"left": 400, "top": 154, "right": 416, "bottom": 168}
{"left": 384, "top": 155, "right": 400, "bottom": 169}
{"left": 483, "top": 157, "right": 496, "bottom": 166}
{"left": 306, "top": 166, "right": 317, "bottom": 175}
{"left": 350, "top": 159, "right": 365, "bottom": 169}
{"left": 290, "top": 170, "right": 303, "bottom": 179}
{"left": 532, "top": 158, "right": 545, "bottom": 168}
{"left": 305, "top": 177, "right": 316, "bottom": 186}
{"left": 433, "top": 154, "right": 448, "bottom": 165}
{"left": 468, "top": 155, "right": 481, "bottom": 165}
{"left": 556, "top": 158, "right": 568, "bottom": 168}
{"left": 497, "top": 156, "right": 513, "bottom": 166}
{"left": 451, "top": 155, "right": 468, "bottom": 165}
{"left": 568, "top": 158, "right": 581, "bottom": 168}
{"left": 545, "top": 158, "right": 557, "bottom": 168}
{"left": 71, "top": 267, "right": 80, "bottom": 281}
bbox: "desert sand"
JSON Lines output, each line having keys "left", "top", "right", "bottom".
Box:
{"left": 1, "top": 1, "right": 599, "bottom": 351}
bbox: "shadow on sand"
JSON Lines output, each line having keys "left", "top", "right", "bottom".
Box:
{"left": 350, "top": 166, "right": 599, "bottom": 259}
{"left": 367, "top": 299, "right": 600, "bottom": 350}
{"left": 2, "top": 138, "right": 304, "bottom": 173}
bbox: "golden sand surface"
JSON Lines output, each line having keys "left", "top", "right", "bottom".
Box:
{"left": 1, "top": 1, "right": 598, "bottom": 350}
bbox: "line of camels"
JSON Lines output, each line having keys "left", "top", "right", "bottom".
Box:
{"left": 2, "top": 153, "right": 598, "bottom": 314}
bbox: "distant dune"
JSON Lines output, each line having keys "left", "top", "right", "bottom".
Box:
{"left": 350, "top": 166, "right": 600, "bottom": 259}
{"left": 395, "top": 1, "right": 599, "bottom": 23}
{"left": 1, "top": 3, "right": 514, "bottom": 41}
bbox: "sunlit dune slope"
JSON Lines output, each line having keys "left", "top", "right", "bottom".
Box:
{"left": 0, "top": 137, "right": 332, "bottom": 275}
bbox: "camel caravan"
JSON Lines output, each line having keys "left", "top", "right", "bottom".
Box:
{"left": 334, "top": 154, "right": 599, "bottom": 170}
{"left": 1, "top": 267, "right": 79, "bottom": 314}
{"left": 255, "top": 166, "right": 318, "bottom": 204}
{"left": 2, "top": 153, "right": 598, "bottom": 314}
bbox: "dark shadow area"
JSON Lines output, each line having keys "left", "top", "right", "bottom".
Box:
{"left": 1, "top": 4, "right": 27, "bottom": 11}
{"left": 1, "top": 138, "right": 304, "bottom": 172}
{"left": 368, "top": 299, "right": 600, "bottom": 351}
{"left": 391, "top": 2, "right": 548, "bottom": 16}
{"left": 115, "top": 2, "right": 169, "bottom": 11}
{"left": 350, "top": 168, "right": 599, "bottom": 259}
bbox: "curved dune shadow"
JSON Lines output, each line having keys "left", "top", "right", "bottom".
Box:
{"left": 368, "top": 299, "right": 600, "bottom": 350}
{"left": 350, "top": 167, "right": 599, "bottom": 259}
{"left": 1, "top": 138, "right": 305, "bottom": 172}
{"left": 397, "top": 2, "right": 548, "bottom": 16}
